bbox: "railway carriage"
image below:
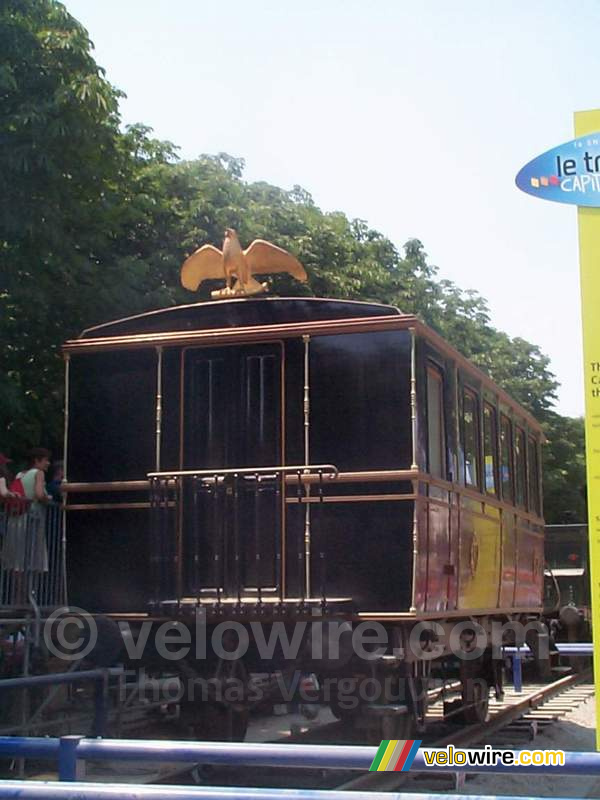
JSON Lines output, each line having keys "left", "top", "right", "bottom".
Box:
{"left": 545, "top": 523, "right": 590, "bottom": 640}
{"left": 62, "top": 295, "right": 545, "bottom": 739}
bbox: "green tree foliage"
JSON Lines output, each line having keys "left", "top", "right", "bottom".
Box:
{"left": 0, "top": 0, "right": 586, "bottom": 521}
{"left": 0, "top": 2, "right": 176, "bottom": 451}
{"left": 542, "top": 413, "right": 587, "bottom": 524}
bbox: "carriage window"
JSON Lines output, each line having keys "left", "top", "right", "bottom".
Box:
{"left": 515, "top": 427, "right": 527, "bottom": 507}
{"left": 462, "top": 389, "right": 479, "bottom": 487}
{"left": 528, "top": 436, "right": 541, "bottom": 515}
{"left": 500, "top": 415, "right": 513, "bottom": 502}
{"left": 483, "top": 403, "right": 497, "bottom": 495}
{"left": 427, "top": 364, "right": 445, "bottom": 478}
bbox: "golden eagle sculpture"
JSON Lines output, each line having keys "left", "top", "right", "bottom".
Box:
{"left": 181, "top": 228, "right": 307, "bottom": 298}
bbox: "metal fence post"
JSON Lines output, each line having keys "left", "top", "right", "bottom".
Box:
{"left": 513, "top": 647, "right": 523, "bottom": 693}
{"left": 58, "top": 735, "right": 85, "bottom": 781}
{"left": 93, "top": 673, "right": 108, "bottom": 737}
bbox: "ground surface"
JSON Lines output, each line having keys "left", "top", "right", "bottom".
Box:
{"left": 459, "top": 693, "right": 598, "bottom": 798}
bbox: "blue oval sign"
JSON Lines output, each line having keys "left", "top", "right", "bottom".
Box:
{"left": 516, "top": 132, "right": 600, "bottom": 206}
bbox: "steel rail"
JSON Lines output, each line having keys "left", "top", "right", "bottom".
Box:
{"left": 340, "top": 670, "right": 593, "bottom": 792}
{"left": 438, "top": 669, "right": 592, "bottom": 748}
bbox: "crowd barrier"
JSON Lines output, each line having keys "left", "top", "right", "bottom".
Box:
{"left": 504, "top": 643, "right": 593, "bottom": 692}
{"left": 0, "top": 785, "right": 591, "bottom": 800}
{"left": 0, "top": 502, "right": 65, "bottom": 609}
{"left": 0, "top": 737, "right": 600, "bottom": 779}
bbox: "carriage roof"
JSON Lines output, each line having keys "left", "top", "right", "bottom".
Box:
{"left": 65, "top": 295, "right": 543, "bottom": 434}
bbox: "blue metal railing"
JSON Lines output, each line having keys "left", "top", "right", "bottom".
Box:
{"left": 0, "top": 785, "right": 591, "bottom": 800}
{"left": 503, "top": 643, "right": 592, "bottom": 692}
{"left": 503, "top": 644, "right": 593, "bottom": 655}
{"left": 0, "top": 737, "right": 600, "bottom": 780}
{"left": 0, "top": 668, "right": 124, "bottom": 737}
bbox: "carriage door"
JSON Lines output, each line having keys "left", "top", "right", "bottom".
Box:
{"left": 181, "top": 344, "right": 283, "bottom": 599}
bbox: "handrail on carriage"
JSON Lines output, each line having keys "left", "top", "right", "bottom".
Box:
{"left": 62, "top": 468, "right": 427, "bottom": 494}
{"left": 147, "top": 464, "right": 339, "bottom": 479}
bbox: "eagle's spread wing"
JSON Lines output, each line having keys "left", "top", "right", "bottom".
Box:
{"left": 243, "top": 240, "right": 307, "bottom": 281}
{"left": 180, "top": 244, "right": 224, "bottom": 290}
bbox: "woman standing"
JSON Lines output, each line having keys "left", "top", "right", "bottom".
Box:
{"left": 18, "top": 448, "right": 51, "bottom": 574}
{"left": 2, "top": 449, "right": 50, "bottom": 582}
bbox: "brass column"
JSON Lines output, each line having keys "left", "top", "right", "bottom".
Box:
{"left": 155, "top": 347, "right": 163, "bottom": 471}
{"left": 410, "top": 327, "right": 418, "bottom": 470}
{"left": 409, "top": 328, "right": 418, "bottom": 611}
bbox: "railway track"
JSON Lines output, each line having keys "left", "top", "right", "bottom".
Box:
{"left": 182, "top": 669, "right": 593, "bottom": 792}
{"left": 340, "top": 669, "right": 594, "bottom": 792}
{"left": 19, "top": 669, "right": 594, "bottom": 789}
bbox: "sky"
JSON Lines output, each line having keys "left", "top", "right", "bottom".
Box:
{"left": 65, "top": 0, "right": 600, "bottom": 417}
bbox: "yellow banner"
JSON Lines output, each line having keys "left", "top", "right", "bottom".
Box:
{"left": 574, "top": 109, "right": 600, "bottom": 750}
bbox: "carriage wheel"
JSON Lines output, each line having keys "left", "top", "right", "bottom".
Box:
{"left": 176, "top": 658, "right": 250, "bottom": 741}
{"left": 379, "top": 707, "right": 416, "bottom": 741}
{"left": 330, "top": 695, "right": 362, "bottom": 724}
{"left": 179, "top": 699, "right": 249, "bottom": 741}
{"left": 371, "top": 674, "right": 426, "bottom": 743}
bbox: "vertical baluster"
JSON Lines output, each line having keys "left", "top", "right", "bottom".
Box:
{"left": 56, "top": 503, "right": 61, "bottom": 604}
{"left": 175, "top": 476, "right": 183, "bottom": 606}
{"left": 296, "top": 471, "right": 305, "bottom": 607}
{"left": 160, "top": 477, "right": 170, "bottom": 602}
{"left": 41, "top": 506, "right": 48, "bottom": 607}
{"left": 162, "top": 477, "right": 170, "bottom": 602}
{"left": 53, "top": 503, "right": 60, "bottom": 606}
{"left": 149, "top": 477, "right": 160, "bottom": 605}
{"left": 56, "top": 503, "right": 62, "bottom": 604}
{"left": 38, "top": 506, "right": 44, "bottom": 606}
{"left": 25, "top": 511, "right": 31, "bottom": 606}
{"left": 0, "top": 510, "right": 5, "bottom": 605}
{"left": 45, "top": 505, "right": 52, "bottom": 607}
{"left": 192, "top": 476, "right": 200, "bottom": 602}
{"left": 275, "top": 472, "right": 282, "bottom": 606}
{"left": 317, "top": 470, "right": 326, "bottom": 610}
{"left": 55, "top": 503, "right": 61, "bottom": 605}
{"left": 222, "top": 476, "right": 229, "bottom": 604}
{"left": 254, "top": 473, "right": 262, "bottom": 607}
{"left": 46, "top": 503, "right": 54, "bottom": 607}
{"left": 2, "top": 510, "right": 9, "bottom": 605}
{"left": 213, "top": 474, "right": 221, "bottom": 606}
{"left": 55, "top": 500, "right": 60, "bottom": 605}
{"left": 25, "top": 510, "right": 33, "bottom": 606}
{"left": 233, "top": 474, "right": 241, "bottom": 607}
{"left": 173, "top": 477, "right": 181, "bottom": 602}
{"left": 6, "top": 510, "right": 12, "bottom": 607}
{"left": 151, "top": 476, "right": 162, "bottom": 605}
{"left": 157, "top": 477, "right": 163, "bottom": 602}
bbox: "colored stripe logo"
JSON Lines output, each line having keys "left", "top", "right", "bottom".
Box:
{"left": 369, "top": 739, "right": 422, "bottom": 772}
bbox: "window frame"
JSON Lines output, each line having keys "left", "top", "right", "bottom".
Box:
{"left": 462, "top": 386, "right": 481, "bottom": 490}
{"left": 514, "top": 425, "right": 528, "bottom": 509}
{"left": 499, "top": 413, "right": 514, "bottom": 504}
{"left": 527, "top": 434, "right": 541, "bottom": 516}
{"left": 426, "top": 362, "right": 446, "bottom": 480}
{"left": 483, "top": 401, "right": 498, "bottom": 497}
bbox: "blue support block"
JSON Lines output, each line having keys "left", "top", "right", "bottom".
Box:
{"left": 58, "top": 736, "right": 84, "bottom": 782}
{"left": 512, "top": 646, "right": 523, "bottom": 693}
